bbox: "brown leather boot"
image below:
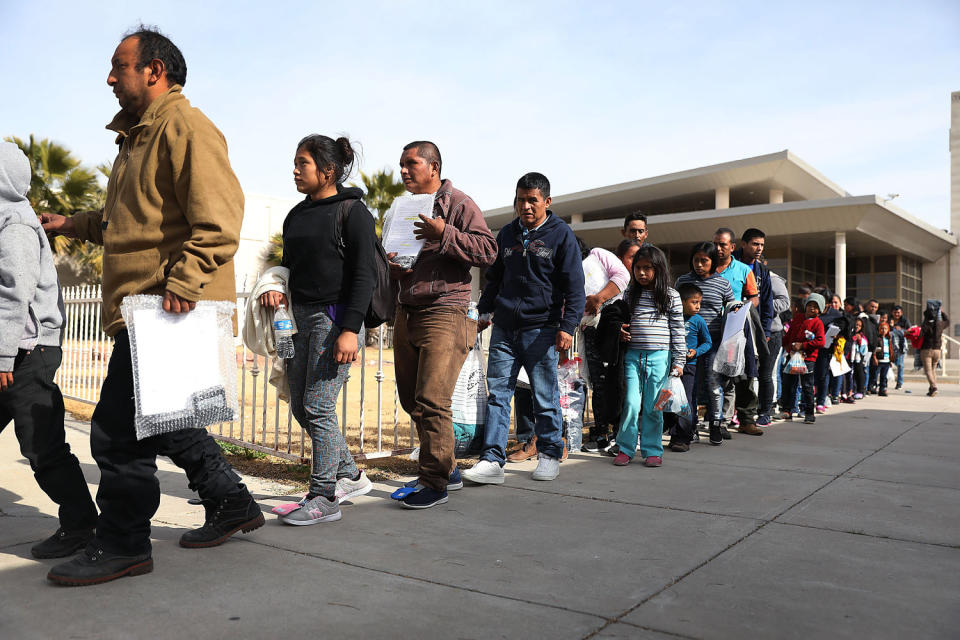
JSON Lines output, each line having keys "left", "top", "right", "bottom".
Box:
{"left": 738, "top": 421, "right": 764, "bottom": 436}
{"left": 507, "top": 436, "right": 537, "bottom": 462}
{"left": 561, "top": 437, "right": 569, "bottom": 462}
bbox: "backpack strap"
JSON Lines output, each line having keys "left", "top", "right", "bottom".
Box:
{"left": 333, "top": 197, "right": 360, "bottom": 260}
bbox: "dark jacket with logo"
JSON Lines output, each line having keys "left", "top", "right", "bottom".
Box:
{"left": 478, "top": 212, "right": 585, "bottom": 336}
{"left": 732, "top": 249, "right": 774, "bottom": 338}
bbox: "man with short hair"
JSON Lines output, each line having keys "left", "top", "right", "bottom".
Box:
{"left": 733, "top": 228, "right": 775, "bottom": 425}
{"left": 890, "top": 305, "right": 910, "bottom": 389}
{"left": 41, "top": 26, "right": 260, "bottom": 585}
{"left": 386, "top": 141, "right": 497, "bottom": 509}
{"left": 864, "top": 298, "right": 881, "bottom": 393}
{"left": 464, "top": 173, "right": 584, "bottom": 484}
{"left": 712, "top": 228, "right": 763, "bottom": 436}
{"left": 621, "top": 211, "right": 648, "bottom": 244}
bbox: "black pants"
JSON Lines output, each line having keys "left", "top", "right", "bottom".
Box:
{"left": 0, "top": 347, "right": 97, "bottom": 532}
{"left": 92, "top": 331, "right": 241, "bottom": 555}
{"left": 758, "top": 331, "right": 781, "bottom": 416}
{"left": 514, "top": 385, "right": 535, "bottom": 443}
{"left": 783, "top": 371, "right": 815, "bottom": 416}
{"left": 663, "top": 362, "right": 698, "bottom": 444}
{"left": 582, "top": 327, "right": 622, "bottom": 439}
{"left": 852, "top": 362, "right": 866, "bottom": 394}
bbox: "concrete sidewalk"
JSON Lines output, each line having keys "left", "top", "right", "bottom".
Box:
{"left": 2, "top": 382, "right": 959, "bottom": 639}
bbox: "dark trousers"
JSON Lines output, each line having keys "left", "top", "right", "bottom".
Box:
{"left": 783, "top": 371, "right": 815, "bottom": 416}
{"left": 581, "top": 326, "right": 622, "bottom": 438}
{"left": 758, "top": 331, "right": 781, "bottom": 415}
{"left": 867, "top": 360, "right": 879, "bottom": 391}
{"left": 877, "top": 362, "right": 891, "bottom": 392}
{"left": 0, "top": 346, "right": 97, "bottom": 531}
{"left": 852, "top": 362, "right": 866, "bottom": 394}
{"left": 813, "top": 350, "right": 832, "bottom": 406}
{"left": 92, "top": 331, "right": 242, "bottom": 555}
{"left": 663, "top": 362, "right": 698, "bottom": 444}
{"left": 514, "top": 385, "right": 535, "bottom": 443}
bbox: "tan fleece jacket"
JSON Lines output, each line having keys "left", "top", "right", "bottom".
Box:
{"left": 72, "top": 86, "right": 244, "bottom": 336}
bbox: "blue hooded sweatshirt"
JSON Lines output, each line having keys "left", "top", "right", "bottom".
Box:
{"left": 478, "top": 212, "right": 585, "bottom": 336}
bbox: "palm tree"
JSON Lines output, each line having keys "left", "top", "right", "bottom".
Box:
{"left": 354, "top": 169, "right": 405, "bottom": 237}
{"left": 4, "top": 135, "right": 106, "bottom": 280}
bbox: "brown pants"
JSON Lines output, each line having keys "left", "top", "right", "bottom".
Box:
{"left": 394, "top": 305, "right": 474, "bottom": 491}
{"left": 921, "top": 348, "right": 941, "bottom": 391}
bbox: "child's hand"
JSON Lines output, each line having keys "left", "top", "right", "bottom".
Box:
{"left": 620, "top": 323, "right": 630, "bottom": 342}
{"left": 687, "top": 348, "right": 696, "bottom": 359}
{"left": 792, "top": 342, "right": 803, "bottom": 352}
{"left": 0, "top": 371, "right": 12, "bottom": 391}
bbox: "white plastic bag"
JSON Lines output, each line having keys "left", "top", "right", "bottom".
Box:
{"left": 712, "top": 333, "right": 746, "bottom": 378}
{"left": 451, "top": 338, "right": 487, "bottom": 455}
{"left": 784, "top": 351, "right": 807, "bottom": 375}
{"left": 557, "top": 358, "right": 585, "bottom": 452}
{"left": 654, "top": 375, "right": 689, "bottom": 416}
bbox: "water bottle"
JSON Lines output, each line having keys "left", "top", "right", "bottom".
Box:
{"left": 467, "top": 301, "right": 479, "bottom": 322}
{"left": 273, "top": 304, "right": 295, "bottom": 359}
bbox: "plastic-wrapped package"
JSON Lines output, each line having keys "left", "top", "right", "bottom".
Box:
{"left": 451, "top": 338, "right": 487, "bottom": 456}
{"left": 712, "top": 333, "right": 746, "bottom": 378}
{"left": 654, "top": 376, "right": 690, "bottom": 415}
{"left": 784, "top": 351, "right": 808, "bottom": 375}
{"left": 558, "top": 358, "right": 585, "bottom": 452}
{"left": 121, "top": 295, "right": 239, "bottom": 440}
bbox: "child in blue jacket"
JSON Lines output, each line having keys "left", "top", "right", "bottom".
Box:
{"left": 665, "top": 283, "right": 712, "bottom": 451}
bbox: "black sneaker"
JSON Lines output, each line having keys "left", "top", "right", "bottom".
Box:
{"left": 401, "top": 486, "right": 448, "bottom": 510}
{"left": 47, "top": 544, "right": 153, "bottom": 586}
{"left": 804, "top": 414, "right": 816, "bottom": 424}
{"left": 31, "top": 527, "right": 95, "bottom": 559}
{"left": 582, "top": 437, "right": 609, "bottom": 453}
{"left": 719, "top": 424, "right": 732, "bottom": 440}
{"left": 179, "top": 486, "right": 265, "bottom": 548}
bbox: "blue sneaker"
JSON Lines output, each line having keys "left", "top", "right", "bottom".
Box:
{"left": 403, "top": 468, "right": 463, "bottom": 491}
{"left": 400, "top": 486, "right": 448, "bottom": 510}
{"left": 757, "top": 414, "right": 772, "bottom": 427}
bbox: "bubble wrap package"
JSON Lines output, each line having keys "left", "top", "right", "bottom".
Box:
{"left": 121, "top": 295, "right": 238, "bottom": 440}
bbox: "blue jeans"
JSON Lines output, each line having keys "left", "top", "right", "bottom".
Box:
{"left": 616, "top": 349, "right": 669, "bottom": 459}
{"left": 288, "top": 304, "right": 361, "bottom": 498}
{"left": 481, "top": 324, "right": 563, "bottom": 465}
{"left": 894, "top": 353, "right": 905, "bottom": 386}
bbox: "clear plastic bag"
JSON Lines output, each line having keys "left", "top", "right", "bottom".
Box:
{"left": 558, "top": 358, "right": 585, "bottom": 452}
{"left": 783, "top": 351, "right": 808, "bottom": 375}
{"left": 712, "top": 333, "right": 746, "bottom": 378}
{"left": 654, "top": 375, "right": 690, "bottom": 415}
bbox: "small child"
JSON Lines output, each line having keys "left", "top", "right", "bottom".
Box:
{"left": 873, "top": 322, "right": 897, "bottom": 397}
{"left": 780, "top": 293, "right": 826, "bottom": 423}
{"left": 849, "top": 318, "right": 868, "bottom": 399}
{"left": 665, "top": 283, "right": 711, "bottom": 452}
{"left": 613, "top": 245, "right": 685, "bottom": 468}
{"left": 0, "top": 141, "right": 98, "bottom": 558}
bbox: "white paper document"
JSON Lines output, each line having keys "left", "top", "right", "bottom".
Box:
{"left": 382, "top": 193, "right": 436, "bottom": 264}
{"left": 829, "top": 357, "right": 851, "bottom": 376}
{"left": 132, "top": 306, "right": 222, "bottom": 416}
{"left": 721, "top": 304, "right": 751, "bottom": 344}
{"left": 823, "top": 324, "right": 841, "bottom": 349}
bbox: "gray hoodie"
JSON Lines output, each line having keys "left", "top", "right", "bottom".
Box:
{"left": 0, "top": 141, "right": 64, "bottom": 370}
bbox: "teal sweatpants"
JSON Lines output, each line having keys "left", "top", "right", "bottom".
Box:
{"left": 616, "top": 348, "right": 669, "bottom": 459}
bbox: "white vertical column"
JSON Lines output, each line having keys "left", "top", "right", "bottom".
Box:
{"left": 835, "top": 231, "right": 847, "bottom": 301}
{"left": 715, "top": 187, "right": 729, "bottom": 209}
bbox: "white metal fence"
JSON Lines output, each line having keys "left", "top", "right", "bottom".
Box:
{"left": 58, "top": 286, "right": 417, "bottom": 461}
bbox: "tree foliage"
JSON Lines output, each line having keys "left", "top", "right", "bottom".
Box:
{"left": 354, "top": 169, "right": 405, "bottom": 237}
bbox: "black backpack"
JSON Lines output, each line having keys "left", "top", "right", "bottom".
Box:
{"left": 333, "top": 198, "right": 396, "bottom": 328}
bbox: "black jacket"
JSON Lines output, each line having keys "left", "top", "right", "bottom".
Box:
{"left": 732, "top": 249, "right": 774, "bottom": 338}
{"left": 596, "top": 299, "right": 630, "bottom": 366}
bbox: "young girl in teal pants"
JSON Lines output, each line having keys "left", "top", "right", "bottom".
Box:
{"left": 614, "top": 245, "right": 686, "bottom": 468}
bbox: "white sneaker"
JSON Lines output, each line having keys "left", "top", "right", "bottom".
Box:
{"left": 335, "top": 471, "right": 373, "bottom": 502}
{"left": 462, "top": 460, "right": 505, "bottom": 485}
{"left": 531, "top": 455, "right": 559, "bottom": 481}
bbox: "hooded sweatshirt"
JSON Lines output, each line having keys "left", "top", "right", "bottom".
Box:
{"left": 0, "top": 142, "right": 64, "bottom": 370}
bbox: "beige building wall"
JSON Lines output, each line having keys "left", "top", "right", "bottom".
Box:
{"left": 949, "top": 90, "right": 960, "bottom": 341}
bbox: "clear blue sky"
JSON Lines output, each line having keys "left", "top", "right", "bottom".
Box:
{"left": 2, "top": 1, "right": 958, "bottom": 229}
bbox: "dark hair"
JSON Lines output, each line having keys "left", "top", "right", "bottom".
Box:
{"left": 123, "top": 25, "right": 187, "bottom": 87}
{"left": 623, "top": 211, "right": 647, "bottom": 229}
{"left": 868, "top": 298, "right": 879, "bottom": 305}
{"left": 296, "top": 134, "right": 357, "bottom": 185}
{"left": 688, "top": 241, "right": 719, "bottom": 274}
{"left": 403, "top": 141, "right": 442, "bottom": 176}
{"left": 741, "top": 228, "right": 765, "bottom": 243}
{"left": 574, "top": 236, "right": 590, "bottom": 261}
{"left": 714, "top": 227, "right": 735, "bottom": 243}
{"left": 615, "top": 238, "right": 643, "bottom": 259}
{"left": 892, "top": 305, "right": 903, "bottom": 312}
{"left": 516, "top": 172, "right": 550, "bottom": 199}
{"left": 626, "top": 244, "right": 673, "bottom": 317}
{"left": 677, "top": 282, "right": 703, "bottom": 302}
{"left": 844, "top": 297, "right": 860, "bottom": 309}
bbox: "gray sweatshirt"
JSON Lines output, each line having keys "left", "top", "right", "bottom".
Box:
{"left": 0, "top": 141, "right": 64, "bottom": 370}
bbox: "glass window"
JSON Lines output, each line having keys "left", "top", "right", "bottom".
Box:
{"left": 874, "top": 255, "right": 897, "bottom": 272}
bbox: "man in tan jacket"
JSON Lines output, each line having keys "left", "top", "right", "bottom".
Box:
{"left": 42, "top": 26, "right": 262, "bottom": 586}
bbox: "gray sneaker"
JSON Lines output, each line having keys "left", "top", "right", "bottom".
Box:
{"left": 281, "top": 495, "right": 342, "bottom": 526}
{"left": 531, "top": 454, "right": 560, "bottom": 481}
{"left": 335, "top": 471, "right": 373, "bottom": 502}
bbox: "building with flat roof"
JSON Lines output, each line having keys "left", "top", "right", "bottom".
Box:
{"left": 483, "top": 147, "right": 957, "bottom": 328}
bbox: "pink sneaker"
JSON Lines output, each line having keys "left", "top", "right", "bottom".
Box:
{"left": 644, "top": 456, "right": 662, "bottom": 467}
{"left": 613, "top": 453, "right": 631, "bottom": 466}
{"left": 815, "top": 405, "right": 827, "bottom": 414}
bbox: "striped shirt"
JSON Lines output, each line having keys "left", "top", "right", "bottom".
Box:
{"left": 628, "top": 287, "right": 686, "bottom": 368}
{"left": 675, "top": 272, "right": 735, "bottom": 335}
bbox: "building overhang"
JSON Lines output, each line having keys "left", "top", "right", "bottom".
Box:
{"left": 569, "top": 196, "right": 957, "bottom": 263}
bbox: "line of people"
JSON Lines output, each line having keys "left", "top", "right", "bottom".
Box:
{"left": 2, "top": 26, "right": 950, "bottom": 589}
